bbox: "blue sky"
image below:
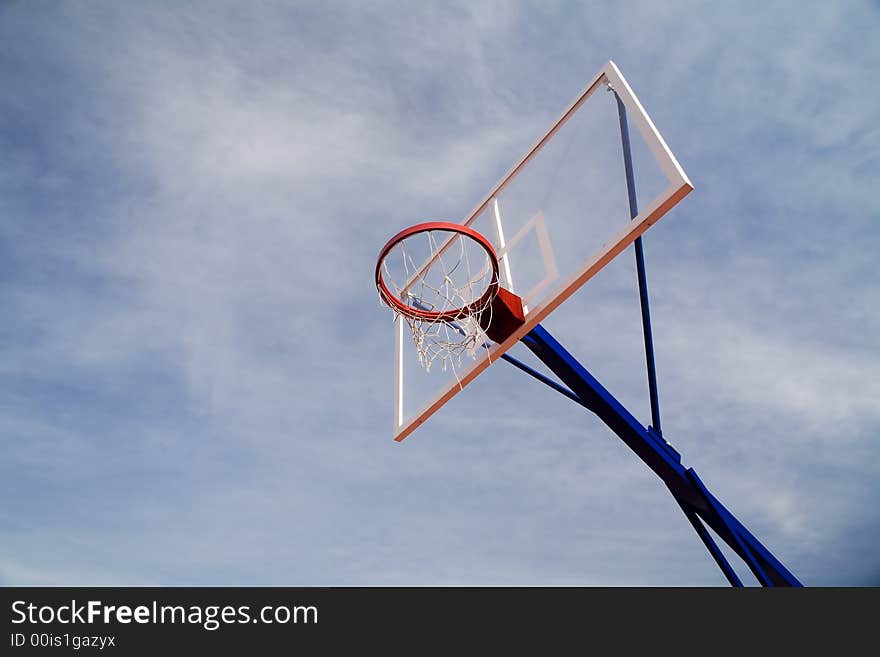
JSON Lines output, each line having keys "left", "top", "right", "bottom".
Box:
{"left": 1, "top": 1, "right": 878, "bottom": 585}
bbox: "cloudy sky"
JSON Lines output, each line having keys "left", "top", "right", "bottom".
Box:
{"left": 1, "top": 1, "right": 877, "bottom": 586}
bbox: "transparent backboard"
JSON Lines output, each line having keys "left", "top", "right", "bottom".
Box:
{"left": 392, "top": 61, "right": 692, "bottom": 441}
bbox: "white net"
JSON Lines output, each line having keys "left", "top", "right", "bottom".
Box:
{"left": 378, "top": 228, "right": 498, "bottom": 373}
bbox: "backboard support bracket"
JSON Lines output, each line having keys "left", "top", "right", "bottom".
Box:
{"left": 480, "top": 287, "right": 526, "bottom": 344}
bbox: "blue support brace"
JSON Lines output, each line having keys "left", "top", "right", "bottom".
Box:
{"left": 614, "top": 91, "right": 663, "bottom": 437}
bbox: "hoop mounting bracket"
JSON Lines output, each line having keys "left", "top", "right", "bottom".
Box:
{"left": 480, "top": 287, "right": 525, "bottom": 344}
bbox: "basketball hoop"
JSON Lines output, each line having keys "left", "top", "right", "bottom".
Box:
{"left": 375, "top": 222, "right": 501, "bottom": 372}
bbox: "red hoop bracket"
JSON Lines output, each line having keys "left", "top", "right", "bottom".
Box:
{"left": 480, "top": 285, "right": 526, "bottom": 343}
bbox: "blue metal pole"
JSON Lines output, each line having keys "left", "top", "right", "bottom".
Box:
{"left": 685, "top": 469, "right": 793, "bottom": 586}
{"left": 519, "top": 323, "right": 802, "bottom": 586}
{"left": 521, "top": 325, "right": 691, "bottom": 498}
{"left": 674, "top": 497, "right": 744, "bottom": 587}
{"left": 423, "top": 295, "right": 800, "bottom": 584}
{"left": 613, "top": 92, "right": 663, "bottom": 436}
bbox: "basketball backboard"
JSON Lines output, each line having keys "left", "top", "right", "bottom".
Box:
{"left": 386, "top": 61, "right": 692, "bottom": 441}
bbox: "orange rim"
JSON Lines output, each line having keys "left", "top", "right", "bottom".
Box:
{"left": 375, "top": 221, "right": 500, "bottom": 321}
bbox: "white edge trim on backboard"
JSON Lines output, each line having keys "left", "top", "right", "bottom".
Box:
{"left": 603, "top": 61, "right": 692, "bottom": 189}
{"left": 492, "top": 198, "right": 515, "bottom": 293}
{"left": 394, "top": 316, "right": 404, "bottom": 430}
{"left": 393, "top": 61, "right": 693, "bottom": 440}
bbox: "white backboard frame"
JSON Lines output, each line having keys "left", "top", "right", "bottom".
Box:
{"left": 392, "top": 61, "right": 692, "bottom": 442}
